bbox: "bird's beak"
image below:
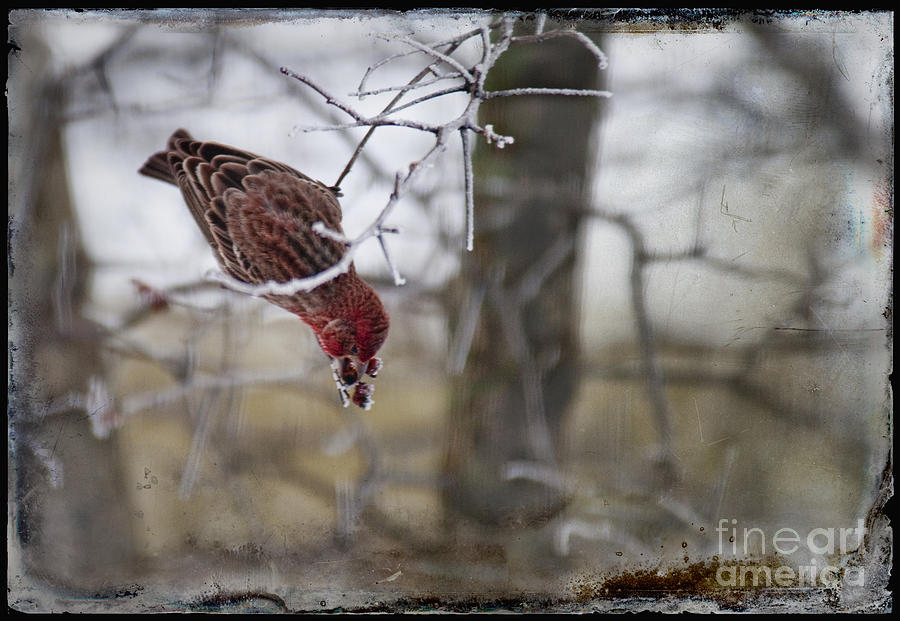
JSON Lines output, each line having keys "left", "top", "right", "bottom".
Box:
{"left": 352, "top": 356, "right": 382, "bottom": 380}
{"left": 351, "top": 356, "right": 366, "bottom": 382}
{"left": 333, "top": 356, "right": 367, "bottom": 386}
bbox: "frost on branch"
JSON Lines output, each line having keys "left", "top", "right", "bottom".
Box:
{"left": 227, "top": 15, "right": 612, "bottom": 299}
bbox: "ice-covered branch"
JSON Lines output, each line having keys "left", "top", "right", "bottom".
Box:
{"left": 281, "top": 14, "right": 610, "bottom": 260}
{"left": 281, "top": 67, "right": 445, "bottom": 135}
{"left": 351, "top": 76, "right": 464, "bottom": 98}
{"left": 484, "top": 87, "right": 613, "bottom": 99}
{"left": 460, "top": 128, "right": 475, "bottom": 251}
{"left": 334, "top": 34, "right": 475, "bottom": 190}
{"left": 357, "top": 24, "right": 497, "bottom": 95}
{"left": 511, "top": 28, "right": 609, "bottom": 69}
{"left": 362, "top": 85, "right": 468, "bottom": 116}
{"left": 381, "top": 34, "right": 476, "bottom": 83}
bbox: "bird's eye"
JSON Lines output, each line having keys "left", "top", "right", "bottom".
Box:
{"left": 350, "top": 345, "right": 359, "bottom": 355}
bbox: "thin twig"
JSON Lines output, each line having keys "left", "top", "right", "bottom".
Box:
{"left": 362, "top": 85, "right": 469, "bottom": 117}
{"left": 488, "top": 281, "right": 555, "bottom": 463}
{"left": 512, "top": 29, "right": 609, "bottom": 69}
{"left": 279, "top": 16, "right": 610, "bottom": 277}
{"left": 357, "top": 24, "right": 494, "bottom": 95}
{"left": 335, "top": 36, "right": 474, "bottom": 189}
{"left": 352, "top": 74, "right": 463, "bottom": 98}
{"left": 382, "top": 34, "right": 476, "bottom": 83}
{"left": 311, "top": 221, "right": 352, "bottom": 245}
{"left": 447, "top": 282, "right": 485, "bottom": 375}
{"left": 289, "top": 113, "right": 443, "bottom": 135}
{"left": 378, "top": 232, "right": 407, "bottom": 286}
{"left": 516, "top": 233, "right": 573, "bottom": 304}
{"left": 484, "top": 87, "right": 613, "bottom": 99}
{"left": 280, "top": 67, "right": 366, "bottom": 121}
{"left": 595, "top": 212, "right": 676, "bottom": 471}
{"left": 460, "top": 128, "right": 475, "bottom": 251}
{"left": 281, "top": 68, "right": 443, "bottom": 135}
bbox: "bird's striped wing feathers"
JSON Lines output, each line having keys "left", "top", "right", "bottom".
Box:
{"left": 224, "top": 171, "right": 346, "bottom": 285}
{"left": 140, "top": 129, "right": 346, "bottom": 286}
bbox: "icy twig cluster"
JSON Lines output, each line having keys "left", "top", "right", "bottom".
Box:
{"left": 209, "top": 15, "right": 610, "bottom": 300}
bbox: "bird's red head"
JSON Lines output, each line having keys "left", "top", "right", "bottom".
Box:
{"left": 319, "top": 316, "right": 387, "bottom": 373}
{"left": 316, "top": 294, "right": 389, "bottom": 409}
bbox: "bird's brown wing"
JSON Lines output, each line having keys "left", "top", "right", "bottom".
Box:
{"left": 139, "top": 129, "right": 344, "bottom": 284}
{"left": 222, "top": 170, "right": 348, "bottom": 285}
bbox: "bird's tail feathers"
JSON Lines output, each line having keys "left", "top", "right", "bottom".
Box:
{"left": 138, "top": 128, "right": 195, "bottom": 185}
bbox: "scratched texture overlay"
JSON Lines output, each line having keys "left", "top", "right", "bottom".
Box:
{"left": 8, "top": 9, "right": 892, "bottom": 614}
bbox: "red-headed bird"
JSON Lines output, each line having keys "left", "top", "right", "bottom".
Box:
{"left": 139, "top": 129, "right": 388, "bottom": 409}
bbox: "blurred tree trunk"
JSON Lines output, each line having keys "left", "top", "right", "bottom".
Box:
{"left": 9, "top": 28, "right": 135, "bottom": 591}
{"left": 442, "top": 25, "right": 605, "bottom": 527}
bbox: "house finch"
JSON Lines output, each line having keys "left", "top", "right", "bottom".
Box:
{"left": 139, "top": 129, "right": 388, "bottom": 409}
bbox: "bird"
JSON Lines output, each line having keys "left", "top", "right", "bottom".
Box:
{"left": 139, "top": 129, "right": 389, "bottom": 409}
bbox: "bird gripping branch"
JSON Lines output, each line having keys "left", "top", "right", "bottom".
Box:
{"left": 139, "top": 129, "right": 389, "bottom": 409}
